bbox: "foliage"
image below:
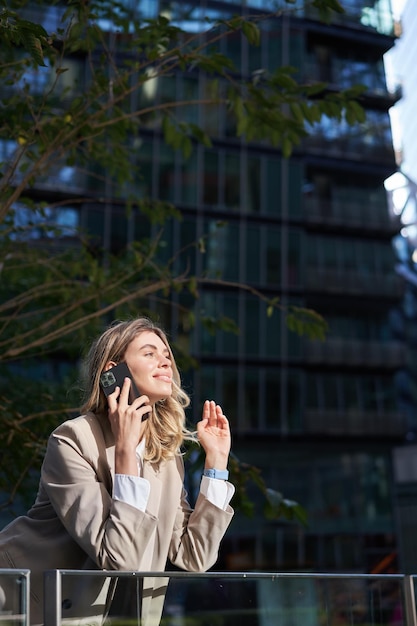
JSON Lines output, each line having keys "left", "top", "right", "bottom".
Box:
{"left": 0, "top": 0, "right": 366, "bottom": 520}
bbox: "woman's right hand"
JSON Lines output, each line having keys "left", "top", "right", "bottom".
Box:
{"left": 107, "top": 376, "right": 152, "bottom": 475}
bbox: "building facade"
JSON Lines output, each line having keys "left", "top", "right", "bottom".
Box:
{"left": 3, "top": 0, "right": 409, "bottom": 573}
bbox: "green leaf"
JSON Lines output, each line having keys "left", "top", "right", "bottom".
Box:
{"left": 241, "top": 20, "right": 260, "bottom": 47}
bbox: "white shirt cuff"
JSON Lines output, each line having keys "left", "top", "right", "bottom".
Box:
{"left": 200, "top": 475, "right": 235, "bottom": 511}
{"left": 113, "top": 473, "right": 150, "bottom": 511}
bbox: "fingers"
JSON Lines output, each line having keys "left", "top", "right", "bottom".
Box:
{"left": 201, "top": 400, "right": 229, "bottom": 428}
{"left": 107, "top": 377, "right": 151, "bottom": 425}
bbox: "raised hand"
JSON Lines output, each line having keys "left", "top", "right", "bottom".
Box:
{"left": 197, "top": 400, "right": 231, "bottom": 470}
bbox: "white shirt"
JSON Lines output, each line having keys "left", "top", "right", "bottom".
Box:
{"left": 113, "top": 439, "right": 234, "bottom": 512}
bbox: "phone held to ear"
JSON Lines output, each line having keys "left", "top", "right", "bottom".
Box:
{"left": 100, "top": 362, "right": 141, "bottom": 405}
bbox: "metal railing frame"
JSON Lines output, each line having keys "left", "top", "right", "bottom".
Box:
{"left": 0, "top": 568, "right": 31, "bottom": 625}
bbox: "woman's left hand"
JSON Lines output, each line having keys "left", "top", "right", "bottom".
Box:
{"left": 197, "top": 400, "right": 231, "bottom": 470}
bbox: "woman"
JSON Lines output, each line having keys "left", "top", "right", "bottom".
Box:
{"left": 0, "top": 317, "right": 234, "bottom": 625}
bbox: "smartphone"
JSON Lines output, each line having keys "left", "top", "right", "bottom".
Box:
{"left": 99, "top": 362, "right": 141, "bottom": 405}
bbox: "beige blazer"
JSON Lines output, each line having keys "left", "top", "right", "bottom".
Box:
{"left": 0, "top": 412, "right": 234, "bottom": 625}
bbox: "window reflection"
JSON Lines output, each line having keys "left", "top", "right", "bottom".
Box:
{"left": 9, "top": 204, "right": 79, "bottom": 240}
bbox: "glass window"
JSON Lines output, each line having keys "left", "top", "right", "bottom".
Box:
{"left": 221, "top": 367, "right": 238, "bottom": 429}
{"left": 288, "top": 230, "right": 302, "bottom": 286}
{"left": 287, "top": 370, "right": 303, "bottom": 432}
{"left": 10, "top": 204, "right": 79, "bottom": 240}
{"left": 134, "top": 141, "right": 154, "bottom": 199}
{"left": 198, "top": 365, "right": 216, "bottom": 407}
{"left": 360, "top": 376, "right": 379, "bottom": 411}
{"left": 341, "top": 376, "right": 360, "bottom": 411}
{"left": 245, "top": 296, "right": 260, "bottom": 357}
{"left": 242, "top": 368, "right": 259, "bottom": 429}
{"left": 246, "top": 156, "right": 261, "bottom": 213}
{"left": 265, "top": 306, "right": 282, "bottom": 357}
{"left": 288, "top": 161, "right": 303, "bottom": 218}
{"left": 323, "top": 374, "right": 342, "bottom": 410}
{"left": 179, "top": 157, "right": 198, "bottom": 206}
{"left": 198, "top": 292, "right": 238, "bottom": 356}
{"left": 178, "top": 218, "right": 197, "bottom": 275}
{"left": 157, "top": 144, "right": 176, "bottom": 203}
{"left": 222, "top": 295, "right": 239, "bottom": 355}
{"left": 133, "top": 211, "right": 151, "bottom": 244}
{"left": 200, "top": 79, "right": 221, "bottom": 137}
{"left": 204, "top": 219, "right": 240, "bottom": 281}
{"left": 224, "top": 153, "right": 241, "bottom": 210}
{"left": 155, "top": 219, "right": 173, "bottom": 265}
{"left": 307, "top": 373, "right": 320, "bottom": 409}
{"left": 245, "top": 226, "right": 261, "bottom": 284}
{"left": 265, "top": 368, "right": 281, "bottom": 429}
{"left": 224, "top": 30, "right": 242, "bottom": 73}
{"left": 83, "top": 204, "right": 105, "bottom": 247}
{"left": 203, "top": 152, "right": 219, "bottom": 207}
{"left": 265, "top": 157, "right": 282, "bottom": 216}
{"left": 177, "top": 76, "right": 199, "bottom": 126}
{"left": 265, "top": 227, "right": 281, "bottom": 286}
{"left": 109, "top": 206, "right": 129, "bottom": 252}
{"left": 266, "top": 27, "right": 282, "bottom": 72}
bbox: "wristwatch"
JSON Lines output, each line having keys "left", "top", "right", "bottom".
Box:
{"left": 203, "top": 468, "right": 229, "bottom": 480}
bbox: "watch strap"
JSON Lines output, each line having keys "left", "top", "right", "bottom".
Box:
{"left": 203, "top": 468, "right": 229, "bottom": 480}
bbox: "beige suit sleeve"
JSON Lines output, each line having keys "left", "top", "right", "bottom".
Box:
{"left": 168, "top": 457, "right": 234, "bottom": 572}
{"left": 41, "top": 423, "right": 157, "bottom": 571}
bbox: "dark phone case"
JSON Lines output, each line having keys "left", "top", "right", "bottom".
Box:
{"left": 99, "top": 362, "right": 141, "bottom": 404}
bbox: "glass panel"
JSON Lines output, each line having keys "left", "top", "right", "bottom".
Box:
{"left": 246, "top": 156, "right": 261, "bottom": 213}
{"left": 224, "top": 30, "right": 241, "bottom": 72}
{"left": 177, "top": 76, "right": 199, "bottom": 125}
{"left": 203, "top": 152, "right": 219, "bottom": 207}
{"left": 243, "top": 368, "right": 259, "bottom": 429}
{"left": 204, "top": 220, "right": 240, "bottom": 281}
{"left": 288, "top": 230, "right": 302, "bottom": 287}
{"left": 224, "top": 154, "right": 241, "bottom": 210}
{"left": 265, "top": 308, "right": 281, "bottom": 357}
{"left": 221, "top": 367, "right": 238, "bottom": 428}
{"left": 245, "top": 296, "right": 260, "bottom": 357}
{"left": 265, "top": 368, "right": 281, "bottom": 428}
{"left": 265, "top": 157, "right": 281, "bottom": 216}
{"left": 109, "top": 206, "right": 128, "bottom": 252}
{"left": 265, "top": 227, "right": 281, "bottom": 286}
{"left": 245, "top": 226, "right": 261, "bottom": 284}
{"left": 222, "top": 295, "right": 239, "bottom": 356}
{"left": 134, "top": 141, "right": 154, "bottom": 199}
{"left": 178, "top": 218, "right": 197, "bottom": 275}
{"left": 44, "top": 571, "right": 408, "bottom": 626}
{"left": 0, "top": 569, "right": 29, "bottom": 623}
{"left": 158, "top": 144, "right": 176, "bottom": 203}
{"left": 199, "top": 294, "right": 217, "bottom": 354}
{"left": 46, "top": 568, "right": 414, "bottom": 626}
{"left": 287, "top": 370, "right": 303, "bottom": 432}
{"left": 288, "top": 161, "right": 303, "bottom": 218}
{"left": 179, "top": 157, "right": 198, "bottom": 206}
{"left": 266, "top": 27, "right": 282, "bottom": 71}
{"left": 155, "top": 220, "right": 173, "bottom": 265}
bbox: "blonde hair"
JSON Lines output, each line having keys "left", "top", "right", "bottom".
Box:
{"left": 80, "top": 317, "right": 196, "bottom": 463}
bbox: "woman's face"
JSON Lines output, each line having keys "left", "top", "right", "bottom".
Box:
{"left": 122, "top": 330, "right": 173, "bottom": 404}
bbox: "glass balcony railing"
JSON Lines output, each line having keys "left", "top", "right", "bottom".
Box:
{"left": 2, "top": 569, "right": 417, "bottom": 625}
{"left": 0, "top": 570, "right": 414, "bottom": 626}
{"left": 0, "top": 568, "right": 30, "bottom": 625}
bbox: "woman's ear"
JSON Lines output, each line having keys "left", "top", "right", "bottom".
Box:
{"left": 104, "top": 360, "right": 117, "bottom": 372}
